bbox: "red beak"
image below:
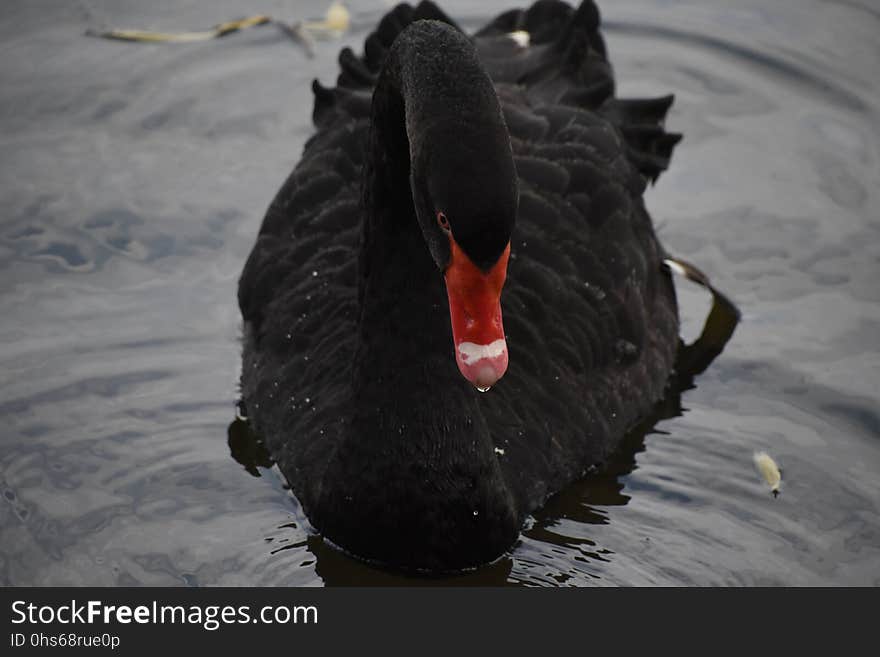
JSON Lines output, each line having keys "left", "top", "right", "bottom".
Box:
{"left": 443, "top": 239, "right": 510, "bottom": 391}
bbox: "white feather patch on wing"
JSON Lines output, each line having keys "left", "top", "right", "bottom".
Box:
{"left": 508, "top": 30, "right": 530, "bottom": 48}
{"left": 663, "top": 258, "right": 688, "bottom": 278}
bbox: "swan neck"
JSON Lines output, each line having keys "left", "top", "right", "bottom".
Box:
{"left": 364, "top": 21, "right": 508, "bottom": 223}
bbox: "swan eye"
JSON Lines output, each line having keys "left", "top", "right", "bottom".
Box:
{"left": 437, "top": 211, "right": 451, "bottom": 233}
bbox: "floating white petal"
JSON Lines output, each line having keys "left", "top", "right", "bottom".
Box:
{"left": 753, "top": 451, "right": 781, "bottom": 496}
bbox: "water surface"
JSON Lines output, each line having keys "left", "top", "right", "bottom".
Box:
{"left": 1, "top": 0, "right": 878, "bottom": 585}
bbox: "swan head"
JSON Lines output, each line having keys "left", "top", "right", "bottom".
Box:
{"left": 410, "top": 128, "right": 517, "bottom": 391}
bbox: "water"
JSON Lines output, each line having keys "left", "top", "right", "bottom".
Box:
{"left": 1, "top": 0, "right": 878, "bottom": 586}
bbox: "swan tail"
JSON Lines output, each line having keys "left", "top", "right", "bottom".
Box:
{"left": 339, "top": 1, "right": 461, "bottom": 85}
{"left": 477, "top": 0, "right": 600, "bottom": 49}
{"left": 364, "top": 1, "right": 460, "bottom": 76}
{"left": 553, "top": 0, "right": 683, "bottom": 181}
{"left": 600, "top": 96, "right": 683, "bottom": 182}
{"left": 363, "top": 1, "right": 461, "bottom": 74}
{"left": 477, "top": 1, "right": 682, "bottom": 181}
{"left": 475, "top": 2, "right": 613, "bottom": 109}
{"left": 312, "top": 1, "right": 460, "bottom": 127}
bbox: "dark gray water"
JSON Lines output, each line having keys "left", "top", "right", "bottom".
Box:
{"left": 1, "top": 0, "right": 878, "bottom": 586}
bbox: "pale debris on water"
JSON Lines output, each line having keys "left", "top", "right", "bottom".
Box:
{"left": 281, "top": 2, "right": 349, "bottom": 59}
{"left": 87, "top": 15, "right": 271, "bottom": 43}
{"left": 86, "top": 2, "right": 350, "bottom": 53}
{"left": 302, "top": 1, "right": 350, "bottom": 36}
{"left": 753, "top": 451, "right": 781, "bottom": 497}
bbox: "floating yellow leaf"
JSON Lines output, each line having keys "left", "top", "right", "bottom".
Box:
{"left": 88, "top": 15, "right": 271, "bottom": 43}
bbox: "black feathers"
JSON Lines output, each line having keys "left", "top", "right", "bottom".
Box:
{"left": 239, "top": 0, "right": 682, "bottom": 571}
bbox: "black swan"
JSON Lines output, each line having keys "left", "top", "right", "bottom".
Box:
{"left": 239, "top": 0, "right": 694, "bottom": 571}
